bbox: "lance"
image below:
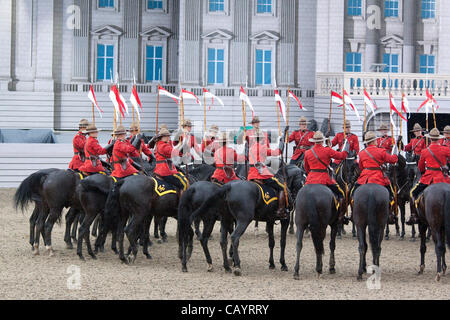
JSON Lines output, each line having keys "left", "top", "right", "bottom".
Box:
{"left": 92, "top": 102, "right": 96, "bottom": 126}
{"left": 342, "top": 88, "right": 348, "bottom": 217}
{"left": 285, "top": 87, "right": 290, "bottom": 163}
{"left": 389, "top": 82, "right": 399, "bottom": 218}
{"left": 242, "top": 84, "right": 248, "bottom": 179}
{"left": 363, "top": 88, "right": 367, "bottom": 133}
{"left": 203, "top": 89, "right": 207, "bottom": 148}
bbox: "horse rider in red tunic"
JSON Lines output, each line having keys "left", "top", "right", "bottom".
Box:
{"left": 243, "top": 116, "right": 270, "bottom": 148}
{"left": 352, "top": 131, "right": 399, "bottom": 223}
{"left": 211, "top": 132, "right": 245, "bottom": 185}
{"left": 330, "top": 120, "right": 359, "bottom": 167}
{"left": 110, "top": 125, "right": 142, "bottom": 179}
{"left": 128, "top": 124, "right": 153, "bottom": 159}
{"left": 202, "top": 124, "right": 220, "bottom": 158}
{"left": 154, "top": 128, "right": 189, "bottom": 197}
{"left": 173, "top": 119, "right": 202, "bottom": 162}
{"left": 376, "top": 124, "right": 393, "bottom": 153}
{"left": 247, "top": 130, "right": 288, "bottom": 218}
{"left": 79, "top": 124, "right": 114, "bottom": 176}
{"left": 441, "top": 126, "right": 450, "bottom": 148}
{"left": 304, "top": 131, "right": 350, "bottom": 224}
{"left": 289, "top": 117, "right": 314, "bottom": 166}
{"left": 408, "top": 128, "right": 450, "bottom": 225}
{"left": 69, "top": 119, "right": 89, "bottom": 171}
{"left": 404, "top": 123, "right": 426, "bottom": 161}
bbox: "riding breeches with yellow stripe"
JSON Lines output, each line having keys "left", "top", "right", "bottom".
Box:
{"left": 162, "top": 172, "right": 189, "bottom": 191}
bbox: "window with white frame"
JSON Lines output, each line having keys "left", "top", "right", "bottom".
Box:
{"left": 145, "top": 45, "right": 163, "bottom": 82}
{"left": 98, "top": 0, "right": 115, "bottom": 8}
{"left": 419, "top": 55, "right": 435, "bottom": 74}
{"left": 345, "top": 52, "right": 362, "bottom": 72}
{"left": 256, "top": 0, "right": 272, "bottom": 14}
{"left": 421, "top": 0, "right": 435, "bottom": 19}
{"left": 148, "top": 0, "right": 163, "bottom": 10}
{"left": 383, "top": 53, "right": 399, "bottom": 73}
{"left": 255, "top": 49, "right": 272, "bottom": 85}
{"left": 385, "top": 0, "right": 399, "bottom": 17}
{"left": 348, "top": 0, "right": 362, "bottom": 16}
{"left": 209, "top": 0, "right": 224, "bottom": 12}
{"left": 207, "top": 48, "right": 225, "bottom": 85}
{"left": 97, "top": 44, "right": 114, "bottom": 81}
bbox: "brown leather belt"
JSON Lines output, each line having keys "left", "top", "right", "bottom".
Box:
{"left": 365, "top": 167, "right": 382, "bottom": 171}
{"left": 426, "top": 167, "right": 441, "bottom": 171}
{"left": 310, "top": 169, "right": 327, "bottom": 173}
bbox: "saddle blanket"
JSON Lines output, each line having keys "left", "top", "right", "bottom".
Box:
{"left": 152, "top": 177, "right": 177, "bottom": 197}
{"left": 252, "top": 182, "right": 278, "bottom": 206}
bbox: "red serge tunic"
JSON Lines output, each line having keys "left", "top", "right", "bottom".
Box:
{"left": 357, "top": 145, "right": 398, "bottom": 186}
{"left": 111, "top": 139, "right": 139, "bottom": 178}
{"left": 304, "top": 144, "right": 347, "bottom": 185}
{"left": 289, "top": 130, "right": 315, "bottom": 160}
{"left": 440, "top": 138, "right": 450, "bottom": 148}
{"left": 127, "top": 135, "right": 153, "bottom": 158}
{"left": 245, "top": 129, "right": 270, "bottom": 148}
{"left": 69, "top": 131, "right": 86, "bottom": 170}
{"left": 404, "top": 136, "right": 426, "bottom": 156}
{"left": 418, "top": 143, "right": 450, "bottom": 185}
{"left": 211, "top": 146, "right": 244, "bottom": 183}
{"left": 377, "top": 136, "right": 394, "bottom": 153}
{"left": 247, "top": 143, "right": 281, "bottom": 180}
{"left": 331, "top": 132, "right": 359, "bottom": 164}
{"left": 154, "top": 140, "right": 178, "bottom": 177}
{"left": 79, "top": 136, "right": 107, "bottom": 173}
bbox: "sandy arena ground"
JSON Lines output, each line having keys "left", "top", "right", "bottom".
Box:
{"left": 0, "top": 188, "right": 449, "bottom": 300}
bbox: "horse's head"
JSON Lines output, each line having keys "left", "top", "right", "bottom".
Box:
{"left": 283, "top": 164, "right": 305, "bottom": 197}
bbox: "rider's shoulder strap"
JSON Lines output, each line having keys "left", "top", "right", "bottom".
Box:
{"left": 311, "top": 148, "right": 329, "bottom": 169}
{"left": 364, "top": 148, "right": 383, "bottom": 168}
{"left": 427, "top": 146, "right": 445, "bottom": 169}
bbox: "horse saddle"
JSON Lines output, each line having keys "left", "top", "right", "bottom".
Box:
{"left": 252, "top": 181, "right": 278, "bottom": 206}
{"left": 152, "top": 176, "right": 177, "bottom": 197}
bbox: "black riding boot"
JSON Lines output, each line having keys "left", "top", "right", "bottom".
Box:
{"left": 328, "top": 185, "right": 348, "bottom": 225}
{"left": 406, "top": 183, "right": 427, "bottom": 225}
{"left": 386, "top": 186, "right": 396, "bottom": 225}
{"left": 276, "top": 190, "right": 289, "bottom": 220}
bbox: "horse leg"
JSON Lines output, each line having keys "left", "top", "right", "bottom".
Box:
{"left": 194, "top": 217, "right": 202, "bottom": 240}
{"left": 427, "top": 227, "right": 432, "bottom": 242}
{"left": 199, "top": 218, "right": 215, "bottom": 272}
{"left": 279, "top": 218, "right": 289, "bottom": 271}
{"left": 384, "top": 224, "right": 390, "bottom": 241}
{"left": 293, "top": 225, "right": 305, "bottom": 280}
{"left": 153, "top": 216, "right": 159, "bottom": 239}
{"left": 91, "top": 215, "right": 99, "bottom": 237}
{"left": 329, "top": 224, "right": 338, "bottom": 274}
{"left": 220, "top": 222, "right": 232, "bottom": 273}
{"left": 266, "top": 221, "right": 276, "bottom": 269}
{"left": 399, "top": 204, "right": 406, "bottom": 239}
{"left": 64, "top": 208, "right": 78, "bottom": 249}
{"left": 142, "top": 215, "right": 152, "bottom": 259}
{"left": 434, "top": 230, "right": 445, "bottom": 281}
{"left": 254, "top": 220, "right": 259, "bottom": 237}
{"left": 231, "top": 219, "right": 251, "bottom": 276}
{"left": 117, "top": 218, "right": 128, "bottom": 263}
{"left": 77, "top": 212, "right": 97, "bottom": 260}
{"left": 29, "top": 206, "right": 39, "bottom": 248}
{"left": 124, "top": 214, "right": 141, "bottom": 264}
{"left": 72, "top": 212, "right": 81, "bottom": 241}
{"left": 357, "top": 225, "right": 368, "bottom": 281}
{"left": 418, "top": 221, "right": 427, "bottom": 274}
{"left": 159, "top": 217, "right": 168, "bottom": 243}
{"left": 33, "top": 208, "right": 49, "bottom": 255}
{"left": 288, "top": 210, "right": 295, "bottom": 235}
{"left": 336, "top": 223, "right": 342, "bottom": 239}
{"left": 43, "top": 207, "right": 63, "bottom": 256}
{"left": 352, "top": 221, "right": 357, "bottom": 238}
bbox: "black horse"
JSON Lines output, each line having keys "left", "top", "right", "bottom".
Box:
{"left": 416, "top": 183, "right": 450, "bottom": 281}
{"left": 181, "top": 164, "right": 303, "bottom": 275}
{"left": 293, "top": 184, "right": 339, "bottom": 279}
{"left": 352, "top": 184, "right": 389, "bottom": 281}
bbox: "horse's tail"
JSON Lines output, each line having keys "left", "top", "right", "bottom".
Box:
{"left": 367, "top": 194, "right": 382, "bottom": 256}
{"left": 103, "top": 179, "right": 126, "bottom": 231}
{"left": 306, "top": 194, "right": 324, "bottom": 256}
{"left": 178, "top": 187, "right": 195, "bottom": 247}
{"left": 188, "top": 184, "right": 230, "bottom": 225}
{"left": 14, "top": 169, "right": 54, "bottom": 212}
{"left": 80, "top": 177, "right": 111, "bottom": 195}
{"left": 444, "top": 190, "right": 450, "bottom": 249}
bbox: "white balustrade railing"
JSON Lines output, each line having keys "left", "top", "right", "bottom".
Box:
{"left": 316, "top": 72, "right": 450, "bottom": 97}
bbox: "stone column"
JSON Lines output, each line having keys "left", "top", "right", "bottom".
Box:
{"left": 34, "top": 0, "right": 55, "bottom": 91}
{"left": 230, "top": 0, "right": 250, "bottom": 85}
{"left": 0, "top": 0, "right": 13, "bottom": 91}
{"left": 365, "top": 0, "right": 381, "bottom": 71}
{"left": 168, "top": 0, "right": 180, "bottom": 83}
{"left": 121, "top": 0, "right": 140, "bottom": 82}
{"left": 403, "top": 0, "right": 417, "bottom": 73}
{"left": 181, "top": 0, "right": 201, "bottom": 84}
{"left": 279, "top": 0, "right": 297, "bottom": 86}
{"left": 72, "top": 0, "right": 90, "bottom": 82}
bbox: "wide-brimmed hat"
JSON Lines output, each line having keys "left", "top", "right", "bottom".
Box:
{"left": 129, "top": 124, "right": 140, "bottom": 132}
{"left": 157, "top": 128, "right": 171, "bottom": 139}
{"left": 85, "top": 124, "right": 100, "bottom": 134}
{"left": 299, "top": 117, "right": 310, "bottom": 125}
{"left": 209, "top": 124, "right": 219, "bottom": 133}
{"left": 309, "top": 131, "right": 325, "bottom": 143}
{"left": 159, "top": 124, "right": 168, "bottom": 131}
{"left": 410, "top": 123, "right": 423, "bottom": 133}
{"left": 342, "top": 120, "right": 351, "bottom": 128}
{"left": 364, "top": 131, "right": 378, "bottom": 144}
{"left": 79, "top": 119, "right": 89, "bottom": 128}
{"left": 251, "top": 116, "right": 260, "bottom": 124}
{"left": 183, "top": 119, "right": 193, "bottom": 127}
{"left": 113, "top": 125, "right": 127, "bottom": 136}
{"left": 377, "top": 124, "right": 389, "bottom": 131}
{"left": 426, "top": 128, "right": 444, "bottom": 140}
{"left": 442, "top": 125, "right": 450, "bottom": 134}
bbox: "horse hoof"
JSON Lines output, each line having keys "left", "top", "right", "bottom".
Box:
{"left": 46, "top": 246, "right": 54, "bottom": 257}
{"left": 281, "top": 265, "right": 288, "bottom": 272}
{"left": 357, "top": 275, "right": 363, "bottom": 281}
{"left": 269, "top": 264, "right": 275, "bottom": 270}
{"left": 127, "top": 255, "right": 135, "bottom": 264}
{"left": 32, "top": 245, "right": 40, "bottom": 256}
{"left": 78, "top": 255, "right": 85, "bottom": 262}
{"left": 293, "top": 273, "right": 300, "bottom": 280}
{"left": 418, "top": 265, "right": 425, "bottom": 275}
{"left": 207, "top": 264, "right": 214, "bottom": 272}
{"left": 316, "top": 273, "right": 322, "bottom": 279}
{"left": 157, "top": 239, "right": 163, "bottom": 244}
{"left": 384, "top": 235, "right": 389, "bottom": 241}
{"left": 145, "top": 254, "right": 152, "bottom": 260}
{"left": 65, "top": 243, "right": 73, "bottom": 250}
{"left": 288, "top": 228, "right": 295, "bottom": 235}
{"left": 436, "top": 273, "right": 442, "bottom": 282}
{"left": 352, "top": 233, "right": 356, "bottom": 238}
{"left": 337, "top": 235, "right": 342, "bottom": 240}
{"left": 182, "top": 266, "right": 188, "bottom": 273}
{"left": 410, "top": 238, "right": 416, "bottom": 242}
{"left": 233, "top": 268, "right": 242, "bottom": 276}
{"left": 90, "top": 255, "right": 97, "bottom": 260}
{"left": 329, "top": 268, "right": 336, "bottom": 274}
{"left": 162, "top": 238, "right": 168, "bottom": 243}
